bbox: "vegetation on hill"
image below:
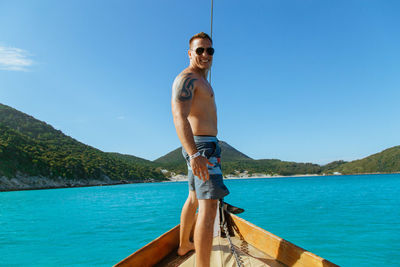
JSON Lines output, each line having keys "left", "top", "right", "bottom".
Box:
{"left": 154, "top": 147, "right": 185, "bottom": 164}
{"left": 334, "top": 146, "right": 400, "bottom": 174}
{"left": 154, "top": 141, "right": 253, "bottom": 175}
{"left": 222, "top": 159, "right": 322, "bottom": 176}
{"left": 218, "top": 141, "right": 252, "bottom": 162}
{"left": 155, "top": 141, "right": 251, "bottom": 164}
{"left": 322, "top": 160, "right": 347, "bottom": 173}
{"left": 0, "top": 103, "right": 165, "bottom": 182}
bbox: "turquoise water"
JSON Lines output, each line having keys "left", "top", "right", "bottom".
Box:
{"left": 1, "top": 174, "right": 399, "bottom": 266}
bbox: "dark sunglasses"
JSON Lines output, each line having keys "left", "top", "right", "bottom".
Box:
{"left": 193, "top": 47, "right": 215, "bottom": 56}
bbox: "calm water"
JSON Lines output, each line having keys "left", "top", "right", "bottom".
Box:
{"left": 1, "top": 174, "right": 399, "bottom": 266}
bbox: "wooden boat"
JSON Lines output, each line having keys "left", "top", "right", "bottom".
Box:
{"left": 114, "top": 208, "right": 339, "bottom": 267}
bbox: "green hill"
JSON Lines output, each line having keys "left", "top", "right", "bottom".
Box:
{"left": 154, "top": 147, "right": 185, "bottom": 164}
{"left": 154, "top": 140, "right": 252, "bottom": 164}
{"left": 0, "top": 103, "right": 165, "bottom": 190}
{"left": 219, "top": 141, "right": 252, "bottom": 162}
{"left": 154, "top": 140, "right": 253, "bottom": 175}
{"left": 335, "top": 146, "right": 400, "bottom": 174}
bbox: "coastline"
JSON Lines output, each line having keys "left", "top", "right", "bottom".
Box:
{"left": 2, "top": 172, "right": 398, "bottom": 192}
{"left": 165, "top": 172, "right": 400, "bottom": 182}
{"left": 166, "top": 173, "right": 322, "bottom": 182}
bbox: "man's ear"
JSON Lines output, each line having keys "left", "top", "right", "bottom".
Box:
{"left": 188, "top": 49, "right": 193, "bottom": 60}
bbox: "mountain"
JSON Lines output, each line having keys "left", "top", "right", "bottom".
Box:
{"left": 154, "top": 147, "right": 185, "bottom": 165}
{"left": 334, "top": 146, "right": 400, "bottom": 174}
{"left": 0, "top": 103, "right": 165, "bottom": 191}
{"left": 219, "top": 141, "right": 252, "bottom": 162}
{"left": 155, "top": 141, "right": 324, "bottom": 176}
{"left": 154, "top": 140, "right": 253, "bottom": 176}
{"left": 154, "top": 140, "right": 252, "bottom": 164}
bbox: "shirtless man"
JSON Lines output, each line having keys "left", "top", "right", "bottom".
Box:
{"left": 171, "top": 32, "right": 230, "bottom": 267}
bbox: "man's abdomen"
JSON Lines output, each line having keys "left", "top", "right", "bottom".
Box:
{"left": 188, "top": 115, "right": 218, "bottom": 136}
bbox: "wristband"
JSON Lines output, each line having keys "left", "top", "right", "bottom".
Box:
{"left": 189, "top": 151, "right": 201, "bottom": 160}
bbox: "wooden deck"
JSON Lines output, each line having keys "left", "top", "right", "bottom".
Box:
{"left": 155, "top": 235, "right": 287, "bottom": 267}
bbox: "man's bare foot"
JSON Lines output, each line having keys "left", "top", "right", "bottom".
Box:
{"left": 177, "top": 242, "right": 195, "bottom": 256}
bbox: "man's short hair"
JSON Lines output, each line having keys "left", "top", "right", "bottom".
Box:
{"left": 189, "top": 32, "right": 213, "bottom": 48}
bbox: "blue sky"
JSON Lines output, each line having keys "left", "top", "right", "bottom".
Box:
{"left": 1, "top": 0, "right": 399, "bottom": 164}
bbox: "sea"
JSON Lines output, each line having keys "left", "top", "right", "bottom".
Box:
{"left": 1, "top": 174, "right": 399, "bottom": 266}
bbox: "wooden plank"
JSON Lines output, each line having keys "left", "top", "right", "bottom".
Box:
{"left": 229, "top": 214, "right": 339, "bottom": 267}
{"left": 114, "top": 225, "right": 180, "bottom": 267}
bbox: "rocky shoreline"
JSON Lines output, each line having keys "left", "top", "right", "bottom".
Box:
{"left": 0, "top": 173, "right": 312, "bottom": 191}
{"left": 0, "top": 175, "right": 159, "bottom": 192}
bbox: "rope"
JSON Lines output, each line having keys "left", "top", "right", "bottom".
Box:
{"left": 219, "top": 200, "right": 243, "bottom": 267}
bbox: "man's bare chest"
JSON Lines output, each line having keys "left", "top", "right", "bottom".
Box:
{"left": 195, "top": 82, "right": 214, "bottom": 99}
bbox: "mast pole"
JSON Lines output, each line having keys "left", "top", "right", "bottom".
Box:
{"left": 209, "top": 0, "right": 214, "bottom": 84}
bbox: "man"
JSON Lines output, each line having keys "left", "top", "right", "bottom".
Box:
{"left": 171, "top": 32, "right": 230, "bottom": 267}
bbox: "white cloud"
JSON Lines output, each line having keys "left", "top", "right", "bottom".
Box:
{"left": 0, "top": 46, "right": 34, "bottom": 71}
{"left": 116, "top": 116, "right": 125, "bottom": 120}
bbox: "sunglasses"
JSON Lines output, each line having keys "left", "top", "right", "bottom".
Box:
{"left": 192, "top": 47, "right": 215, "bottom": 56}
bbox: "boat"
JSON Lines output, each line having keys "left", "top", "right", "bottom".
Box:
{"left": 114, "top": 203, "right": 339, "bottom": 267}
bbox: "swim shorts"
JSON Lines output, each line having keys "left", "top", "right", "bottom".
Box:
{"left": 182, "top": 136, "right": 230, "bottom": 200}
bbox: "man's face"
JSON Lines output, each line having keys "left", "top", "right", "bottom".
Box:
{"left": 189, "top": 38, "right": 213, "bottom": 70}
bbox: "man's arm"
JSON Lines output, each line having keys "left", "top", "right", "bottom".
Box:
{"left": 171, "top": 73, "right": 213, "bottom": 181}
{"left": 172, "top": 73, "right": 198, "bottom": 156}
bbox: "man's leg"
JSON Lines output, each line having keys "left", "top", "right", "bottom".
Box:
{"left": 194, "top": 199, "right": 218, "bottom": 267}
{"left": 178, "top": 190, "right": 198, "bottom": 256}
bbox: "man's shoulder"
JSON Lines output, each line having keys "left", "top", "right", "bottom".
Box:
{"left": 175, "top": 70, "right": 201, "bottom": 80}
{"left": 173, "top": 70, "right": 201, "bottom": 88}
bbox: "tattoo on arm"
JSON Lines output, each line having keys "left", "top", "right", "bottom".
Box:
{"left": 173, "top": 73, "right": 197, "bottom": 102}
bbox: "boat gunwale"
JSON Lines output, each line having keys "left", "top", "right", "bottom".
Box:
{"left": 113, "top": 224, "right": 180, "bottom": 267}
{"left": 229, "top": 213, "right": 339, "bottom": 267}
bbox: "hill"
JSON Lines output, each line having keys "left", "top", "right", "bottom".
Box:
{"left": 0, "top": 103, "right": 165, "bottom": 191}
{"left": 335, "top": 146, "right": 400, "bottom": 174}
{"left": 219, "top": 141, "right": 252, "bottom": 162}
{"left": 155, "top": 141, "right": 326, "bottom": 176}
{"left": 154, "top": 140, "right": 253, "bottom": 175}
{"left": 154, "top": 140, "right": 252, "bottom": 164}
{"left": 321, "top": 160, "right": 348, "bottom": 173}
{"left": 154, "top": 147, "right": 185, "bottom": 164}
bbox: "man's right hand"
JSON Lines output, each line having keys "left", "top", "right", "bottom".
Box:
{"left": 190, "top": 156, "right": 215, "bottom": 182}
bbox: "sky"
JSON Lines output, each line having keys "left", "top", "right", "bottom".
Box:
{"left": 1, "top": 0, "right": 399, "bottom": 164}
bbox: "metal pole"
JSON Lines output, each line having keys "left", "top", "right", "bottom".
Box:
{"left": 210, "top": 0, "right": 214, "bottom": 38}
{"left": 209, "top": 0, "right": 213, "bottom": 84}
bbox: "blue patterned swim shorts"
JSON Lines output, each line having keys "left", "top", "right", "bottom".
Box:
{"left": 182, "top": 136, "right": 230, "bottom": 200}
